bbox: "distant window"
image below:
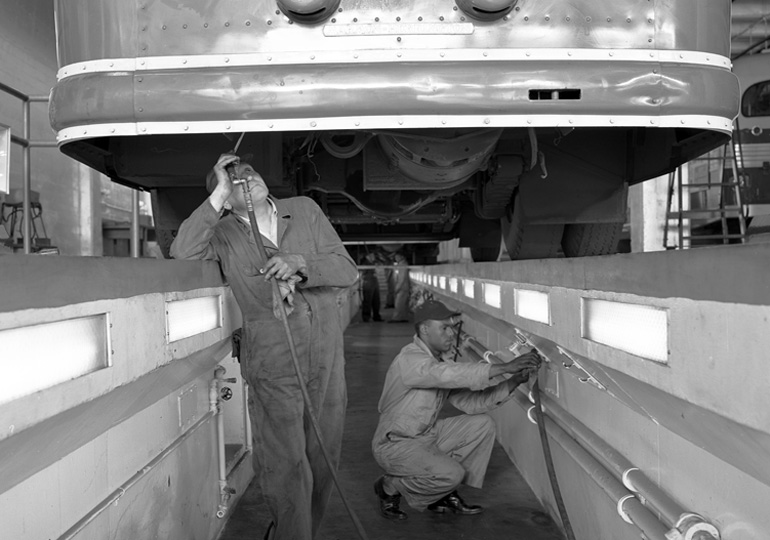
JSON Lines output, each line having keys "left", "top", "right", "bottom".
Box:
{"left": 742, "top": 81, "right": 770, "bottom": 117}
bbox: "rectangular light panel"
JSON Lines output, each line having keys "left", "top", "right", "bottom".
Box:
{"left": 483, "top": 283, "right": 501, "bottom": 308}
{"left": 449, "top": 278, "right": 458, "bottom": 293}
{"left": 463, "top": 279, "right": 475, "bottom": 298}
{"left": 582, "top": 298, "right": 668, "bottom": 362}
{"left": 166, "top": 296, "right": 222, "bottom": 342}
{"left": 439, "top": 276, "right": 447, "bottom": 289}
{"left": 0, "top": 314, "right": 110, "bottom": 405}
{"left": 0, "top": 123, "right": 9, "bottom": 194}
{"left": 515, "top": 289, "right": 551, "bottom": 324}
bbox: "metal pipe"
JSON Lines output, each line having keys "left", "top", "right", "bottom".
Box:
{"left": 0, "top": 80, "right": 28, "bottom": 101}
{"left": 212, "top": 366, "right": 237, "bottom": 519}
{"left": 243, "top": 381, "right": 253, "bottom": 454}
{"left": 543, "top": 398, "right": 718, "bottom": 539}
{"left": 511, "top": 392, "right": 671, "bottom": 540}
{"left": 56, "top": 410, "right": 215, "bottom": 540}
{"left": 131, "top": 190, "right": 141, "bottom": 257}
{"left": 462, "top": 330, "right": 720, "bottom": 540}
{"left": 22, "top": 101, "right": 31, "bottom": 254}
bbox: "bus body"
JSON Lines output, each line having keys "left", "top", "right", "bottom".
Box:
{"left": 49, "top": 0, "right": 738, "bottom": 260}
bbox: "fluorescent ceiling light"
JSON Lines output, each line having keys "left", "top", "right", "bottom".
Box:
{"left": 515, "top": 289, "right": 550, "bottom": 324}
{"left": 166, "top": 296, "right": 222, "bottom": 342}
{"left": 0, "top": 314, "right": 110, "bottom": 405}
{"left": 582, "top": 298, "right": 668, "bottom": 362}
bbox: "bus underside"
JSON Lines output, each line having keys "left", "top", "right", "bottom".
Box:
{"left": 59, "top": 124, "right": 728, "bottom": 261}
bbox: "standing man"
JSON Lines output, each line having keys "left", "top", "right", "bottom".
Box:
{"left": 360, "top": 252, "right": 382, "bottom": 322}
{"left": 171, "top": 153, "right": 357, "bottom": 540}
{"left": 388, "top": 252, "right": 410, "bottom": 322}
{"left": 371, "top": 300, "right": 542, "bottom": 520}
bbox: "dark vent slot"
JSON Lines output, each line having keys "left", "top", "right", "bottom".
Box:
{"left": 529, "top": 89, "right": 582, "bottom": 100}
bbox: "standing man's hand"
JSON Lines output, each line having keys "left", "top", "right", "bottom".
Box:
{"left": 209, "top": 153, "right": 240, "bottom": 212}
{"left": 263, "top": 253, "right": 308, "bottom": 281}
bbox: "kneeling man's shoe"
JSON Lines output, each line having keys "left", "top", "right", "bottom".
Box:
{"left": 374, "top": 476, "right": 408, "bottom": 520}
{"left": 427, "top": 491, "right": 484, "bottom": 515}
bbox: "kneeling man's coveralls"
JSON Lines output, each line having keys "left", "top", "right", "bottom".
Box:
{"left": 372, "top": 336, "right": 517, "bottom": 510}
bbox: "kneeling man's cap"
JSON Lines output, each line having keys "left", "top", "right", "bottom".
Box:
{"left": 414, "top": 300, "right": 461, "bottom": 325}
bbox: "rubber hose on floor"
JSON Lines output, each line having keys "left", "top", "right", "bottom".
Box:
{"left": 532, "top": 379, "right": 577, "bottom": 540}
{"left": 235, "top": 178, "right": 369, "bottom": 540}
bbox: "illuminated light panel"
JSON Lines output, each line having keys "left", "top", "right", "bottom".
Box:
{"left": 439, "top": 276, "right": 447, "bottom": 289}
{"left": 483, "top": 283, "right": 502, "bottom": 308}
{"left": 0, "top": 123, "right": 9, "bottom": 194}
{"left": 581, "top": 298, "right": 668, "bottom": 362}
{"left": 432, "top": 275, "right": 438, "bottom": 287}
{"left": 463, "top": 279, "right": 475, "bottom": 298}
{"left": 166, "top": 296, "right": 222, "bottom": 342}
{"left": 515, "top": 289, "right": 551, "bottom": 324}
{"left": 0, "top": 314, "right": 110, "bottom": 405}
{"left": 449, "top": 278, "right": 458, "bottom": 293}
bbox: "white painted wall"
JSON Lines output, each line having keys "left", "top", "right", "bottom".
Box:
{"left": 0, "top": 0, "right": 154, "bottom": 256}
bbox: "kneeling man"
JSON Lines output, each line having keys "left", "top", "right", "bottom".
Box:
{"left": 371, "top": 300, "right": 542, "bottom": 520}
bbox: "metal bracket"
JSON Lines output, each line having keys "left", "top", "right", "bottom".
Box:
{"left": 557, "top": 346, "right": 606, "bottom": 391}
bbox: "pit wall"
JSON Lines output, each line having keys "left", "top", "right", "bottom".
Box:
{"left": 412, "top": 243, "right": 770, "bottom": 540}
{"left": 0, "top": 256, "right": 359, "bottom": 540}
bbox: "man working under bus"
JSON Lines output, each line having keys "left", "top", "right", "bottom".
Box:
{"left": 372, "top": 300, "right": 542, "bottom": 520}
{"left": 171, "top": 153, "right": 357, "bottom": 540}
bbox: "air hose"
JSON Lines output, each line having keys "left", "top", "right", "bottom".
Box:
{"left": 532, "top": 378, "right": 577, "bottom": 540}
{"left": 231, "top": 171, "right": 369, "bottom": 540}
{"left": 459, "top": 329, "right": 576, "bottom": 540}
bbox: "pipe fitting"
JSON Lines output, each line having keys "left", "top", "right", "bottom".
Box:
{"left": 673, "top": 513, "right": 720, "bottom": 540}
{"left": 622, "top": 467, "right": 640, "bottom": 492}
{"left": 527, "top": 406, "right": 538, "bottom": 424}
{"left": 616, "top": 494, "right": 636, "bottom": 524}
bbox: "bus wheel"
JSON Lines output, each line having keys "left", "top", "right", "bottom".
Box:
{"left": 561, "top": 223, "right": 623, "bottom": 257}
{"left": 469, "top": 219, "right": 501, "bottom": 262}
{"left": 501, "top": 196, "right": 563, "bottom": 260}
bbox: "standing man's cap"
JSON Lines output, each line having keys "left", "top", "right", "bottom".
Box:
{"left": 413, "top": 300, "right": 461, "bottom": 324}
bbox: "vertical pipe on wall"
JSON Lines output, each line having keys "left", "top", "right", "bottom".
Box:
{"left": 212, "top": 366, "right": 236, "bottom": 519}
{"left": 22, "top": 100, "right": 31, "bottom": 254}
{"left": 243, "top": 382, "right": 253, "bottom": 453}
{"left": 131, "top": 190, "right": 140, "bottom": 258}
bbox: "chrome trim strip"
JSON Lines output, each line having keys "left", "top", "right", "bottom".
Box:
{"left": 56, "top": 114, "right": 734, "bottom": 143}
{"left": 56, "top": 48, "right": 732, "bottom": 80}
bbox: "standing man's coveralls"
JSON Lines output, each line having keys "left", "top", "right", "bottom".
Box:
{"left": 360, "top": 266, "right": 381, "bottom": 321}
{"left": 372, "top": 336, "right": 517, "bottom": 510}
{"left": 390, "top": 257, "right": 410, "bottom": 322}
{"left": 171, "top": 196, "right": 357, "bottom": 540}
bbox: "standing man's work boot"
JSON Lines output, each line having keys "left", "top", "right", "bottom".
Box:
{"left": 427, "top": 491, "right": 484, "bottom": 515}
{"left": 374, "top": 476, "right": 408, "bottom": 520}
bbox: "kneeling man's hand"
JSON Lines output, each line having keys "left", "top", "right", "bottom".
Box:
{"left": 489, "top": 349, "right": 542, "bottom": 384}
